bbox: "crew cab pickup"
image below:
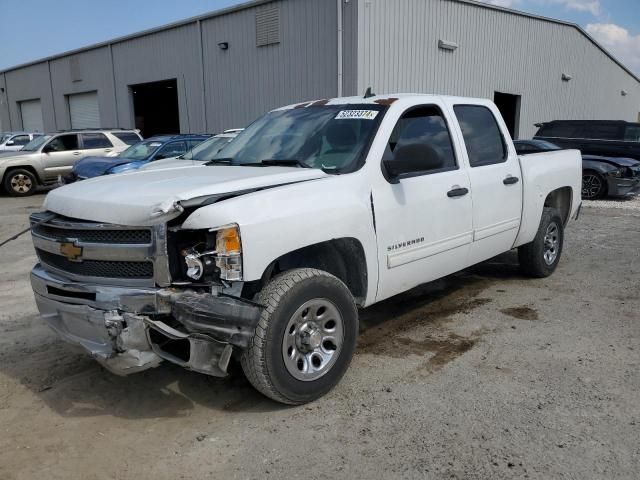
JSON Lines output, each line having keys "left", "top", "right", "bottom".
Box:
{"left": 29, "top": 94, "right": 582, "bottom": 404}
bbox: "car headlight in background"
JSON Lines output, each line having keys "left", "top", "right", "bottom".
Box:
{"left": 181, "top": 224, "right": 242, "bottom": 282}
{"left": 608, "top": 167, "right": 631, "bottom": 178}
{"left": 108, "top": 162, "right": 144, "bottom": 174}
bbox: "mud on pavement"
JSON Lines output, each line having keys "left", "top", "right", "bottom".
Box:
{"left": 0, "top": 194, "right": 639, "bottom": 480}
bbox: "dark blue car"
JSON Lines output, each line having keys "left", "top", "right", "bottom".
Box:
{"left": 68, "top": 134, "right": 211, "bottom": 181}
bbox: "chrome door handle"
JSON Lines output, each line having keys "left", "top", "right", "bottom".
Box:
{"left": 72, "top": 152, "right": 81, "bottom": 156}
{"left": 447, "top": 187, "right": 469, "bottom": 198}
{"left": 503, "top": 176, "right": 519, "bottom": 185}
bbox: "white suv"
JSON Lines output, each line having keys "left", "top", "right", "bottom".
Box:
{"left": 0, "top": 132, "right": 42, "bottom": 152}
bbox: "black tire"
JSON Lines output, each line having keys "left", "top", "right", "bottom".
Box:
{"left": 241, "top": 268, "right": 358, "bottom": 405}
{"left": 518, "top": 207, "right": 564, "bottom": 278}
{"left": 581, "top": 170, "right": 606, "bottom": 200}
{"left": 3, "top": 168, "right": 38, "bottom": 197}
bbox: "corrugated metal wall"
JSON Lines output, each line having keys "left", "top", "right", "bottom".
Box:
{"left": 111, "top": 23, "right": 206, "bottom": 132}
{"left": 356, "top": 0, "right": 640, "bottom": 138}
{"left": 200, "top": 0, "right": 338, "bottom": 132}
{"left": 49, "top": 47, "right": 116, "bottom": 130}
{"left": 3, "top": 62, "right": 56, "bottom": 132}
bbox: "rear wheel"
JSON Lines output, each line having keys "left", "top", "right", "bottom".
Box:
{"left": 241, "top": 268, "right": 358, "bottom": 405}
{"left": 3, "top": 169, "right": 38, "bottom": 196}
{"left": 582, "top": 170, "right": 606, "bottom": 199}
{"left": 518, "top": 207, "right": 564, "bottom": 278}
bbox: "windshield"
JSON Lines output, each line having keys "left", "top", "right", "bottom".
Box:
{"left": 181, "top": 136, "right": 234, "bottom": 161}
{"left": 118, "top": 141, "right": 163, "bottom": 160}
{"left": 21, "top": 135, "right": 51, "bottom": 152}
{"left": 210, "top": 104, "right": 386, "bottom": 172}
{"left": 0, "top": 134, "right": 12, "bottom": 143}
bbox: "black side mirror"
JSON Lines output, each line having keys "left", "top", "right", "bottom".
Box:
{"left": 383, "top": 143, "right": 443, "bottom": 182}
{"left": 5, "top": 140, "right": 14, "bottom": 146}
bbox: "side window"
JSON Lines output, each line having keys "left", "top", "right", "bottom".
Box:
{"left": 454, "top": 105, "right": 506, "bottom": 167}
{"left": 12, "top": 135, "right": 31, "bottom": 146}
{"left": 47, "top": 134, "right": 79, "bottom": 152}
{"left": 623, "top": 125, "right": 640, "bottom": 142}
{"left": 582, "top": 124, "right": 622, "bottom": 141}
{"left": 538, "top": 123, "right": 583, "bottom": 138}
{"left": 113, "top": 132, "right": 143, "bottom": 145}
{"left": 81, "top": 133, "right": 112, "bottom": 149}
{"left": 385, "top": 105, "right": 457, "bottom": 174}
{"left": 155, "top": 141, "right": 186, "bottom": 159}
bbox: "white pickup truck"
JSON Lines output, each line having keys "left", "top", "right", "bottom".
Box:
{"left": 29, "top": 94, "right": 582, "bottom": 404}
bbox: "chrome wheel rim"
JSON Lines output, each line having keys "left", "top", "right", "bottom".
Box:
{"left": 282, "top": 298, "right": 344, "bottom": 382}
{"left": 10, "top": 173, "right": 33, "bottom": 194}
{"left": 582, "top": 174, "right": 602, "bottom": 199}
{"left": 543, "top": 222, "right": 560, "bottom": 265}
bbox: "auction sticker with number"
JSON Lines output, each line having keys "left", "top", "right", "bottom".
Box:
{"left": 335, "top": 110, "right": 379, "bottom": 120}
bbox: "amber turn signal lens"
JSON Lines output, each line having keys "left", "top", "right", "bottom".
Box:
{"left": 216, "top": 226, "right": 241, "bottom": 254}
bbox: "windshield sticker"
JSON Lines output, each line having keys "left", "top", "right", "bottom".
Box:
{"left": 335, "top": 110, "right": 379, "bottom": 120}
{"left": 149, "top": 142, "right": 162, "bottom": 147}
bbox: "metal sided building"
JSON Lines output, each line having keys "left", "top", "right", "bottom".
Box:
{"left": 0, "top": 0, "right": 639, "bottom": 139}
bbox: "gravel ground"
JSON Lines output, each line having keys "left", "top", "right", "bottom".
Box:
{"left": 583, "top": 194, "right": 640, "bottom": 211}
{"left": 0, "top": 194, "right": 638, "bottom": 480}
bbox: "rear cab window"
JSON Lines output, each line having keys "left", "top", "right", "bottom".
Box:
{"left": 454, "top": 105, "right": 507, "bottom": 167}
{"left": 112, "top": 132, "right": 143, "bottom": 145}
{"left": 81, "top": 133, "right": 113, "bottom": 149}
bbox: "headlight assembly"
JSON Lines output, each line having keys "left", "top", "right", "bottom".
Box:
{"left": 180, "top": 224, "right": 242, "bottom": 282}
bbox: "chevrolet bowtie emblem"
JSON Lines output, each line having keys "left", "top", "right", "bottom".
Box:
{"left": 59, "top": 242, "right": 83, "bottom": 261}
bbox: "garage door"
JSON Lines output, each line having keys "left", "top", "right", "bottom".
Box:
{"left": 68, "top": 91, "right": 100, "bottom": 129}
{"left": 20, "top": 99, "right": 44, "bottom": 132}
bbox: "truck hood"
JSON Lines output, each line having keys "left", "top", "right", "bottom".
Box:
{"left": 44, "top": 165, "right": 328, "bottom": 226}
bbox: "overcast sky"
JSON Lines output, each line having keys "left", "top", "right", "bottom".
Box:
{"left": 0, "top": 0, "right": 638, "bottom": 75}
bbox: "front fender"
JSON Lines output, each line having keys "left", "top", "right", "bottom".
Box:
{"left": 582, "top": 159, "right": 617, "bottom": 174}
{"left": 181, "top": 173, "right": 378, "bottom": 305}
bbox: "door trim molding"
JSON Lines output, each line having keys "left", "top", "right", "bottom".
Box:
{"left": 387, "top": 231, "right": 473, "bottom": 268}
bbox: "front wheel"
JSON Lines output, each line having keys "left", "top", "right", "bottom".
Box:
{"left": 518, "top": 207, "right": 564, "bottom": 278}
{"left": 582, "top": 170, "right": 606, "bottom": 199}
{"left": 3, "top": 169, "right": 38, "bottom": 196}
{"left": 241, "top": 268, "right": 358, "bottom": 405}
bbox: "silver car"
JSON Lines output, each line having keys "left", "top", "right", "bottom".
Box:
{"left": 0, "top": 132, "right": 42, "bottom": 152}
{"left": 0, "top": 129, "right": 141, "bottom": 196}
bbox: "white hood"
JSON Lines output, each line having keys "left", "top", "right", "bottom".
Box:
{"left": 44, "top": 165, "right": 327, "bottom": 226}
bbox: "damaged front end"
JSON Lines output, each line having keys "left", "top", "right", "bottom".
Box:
{"left": 29, "top": 211, "right": 262, "bottom": 378}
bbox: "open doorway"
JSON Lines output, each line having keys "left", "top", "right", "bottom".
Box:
{"left": 494, "top": 92, "right": 521, "bottom": 139}
{"left": 131, "top": 79, "right": 179, "bottom": 138}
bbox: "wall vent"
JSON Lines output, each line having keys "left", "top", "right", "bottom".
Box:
{"left": 70, "top": 56, "right": 82, "bottom": 82}
{"left": 256, "top": 3, "right": 280, "bottom": 47}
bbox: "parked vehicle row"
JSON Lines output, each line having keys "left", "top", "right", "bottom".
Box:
{"left": 28, "top": 93, "right": 582, "bottom": 404}
{"left": 514, "top": 139, "right": 640, "bottom": 199}
{"left": 0, "top": 132, "right": 43, "bottom": 152}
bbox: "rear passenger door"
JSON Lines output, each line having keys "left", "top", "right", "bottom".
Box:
{"left": 452, "top": 104, "right": 523, "bottom": 264}
{"left": 80, "top": 133, "right": 114, "bottom": 157}
{"left": 41, "top": 134, "right": 81, "bottom": 180}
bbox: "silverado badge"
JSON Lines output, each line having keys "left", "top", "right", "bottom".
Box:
{"left": 59, "top": 242, "right": 83, "bottom": 261}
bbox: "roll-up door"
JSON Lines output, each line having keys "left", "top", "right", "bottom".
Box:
{"left": 68, "top": 91, "right": 100, "bottom": 129}
{"left": 20, "top": 99, "right": 44, "bottom": 132}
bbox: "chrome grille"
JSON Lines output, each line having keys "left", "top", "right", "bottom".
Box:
{"left": 30, "top": 212, "right": 170, "bottom": 286}
{"left": 36, "top": 249, "right": 154, "bottom": 279}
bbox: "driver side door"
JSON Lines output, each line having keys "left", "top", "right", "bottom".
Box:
{"left": 41, "top": 134, "right": 81, "bottom": 181}
{"left": 372, "top": 103, "right": 474, "bottom": 302}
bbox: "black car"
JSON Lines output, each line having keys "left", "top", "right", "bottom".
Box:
{"left": 534, "top": 120, "right": 640, "bottom": 161}
{"left": 514, "top": 139, "right": 640, "bottom": 200}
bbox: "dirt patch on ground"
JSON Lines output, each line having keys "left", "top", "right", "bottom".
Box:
{"left": 500, "top": 306, "right": 539, "bottom": 321}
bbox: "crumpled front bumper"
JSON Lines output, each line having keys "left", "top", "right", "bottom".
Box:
{"left": 31, "top": 264, "right": 261, "bottom": 377}
{"left": 607, "top": 176, "right": 640, "bottom": 197}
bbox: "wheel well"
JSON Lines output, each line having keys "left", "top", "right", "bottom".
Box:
{"left": 544, "top": 187, "right": 572, "bottom": 225}
{"left": 2, "top": 166, "right": 42, "bottom": 186}
{"left": 256, "top": 238, "right": 368, "bottom": 305}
